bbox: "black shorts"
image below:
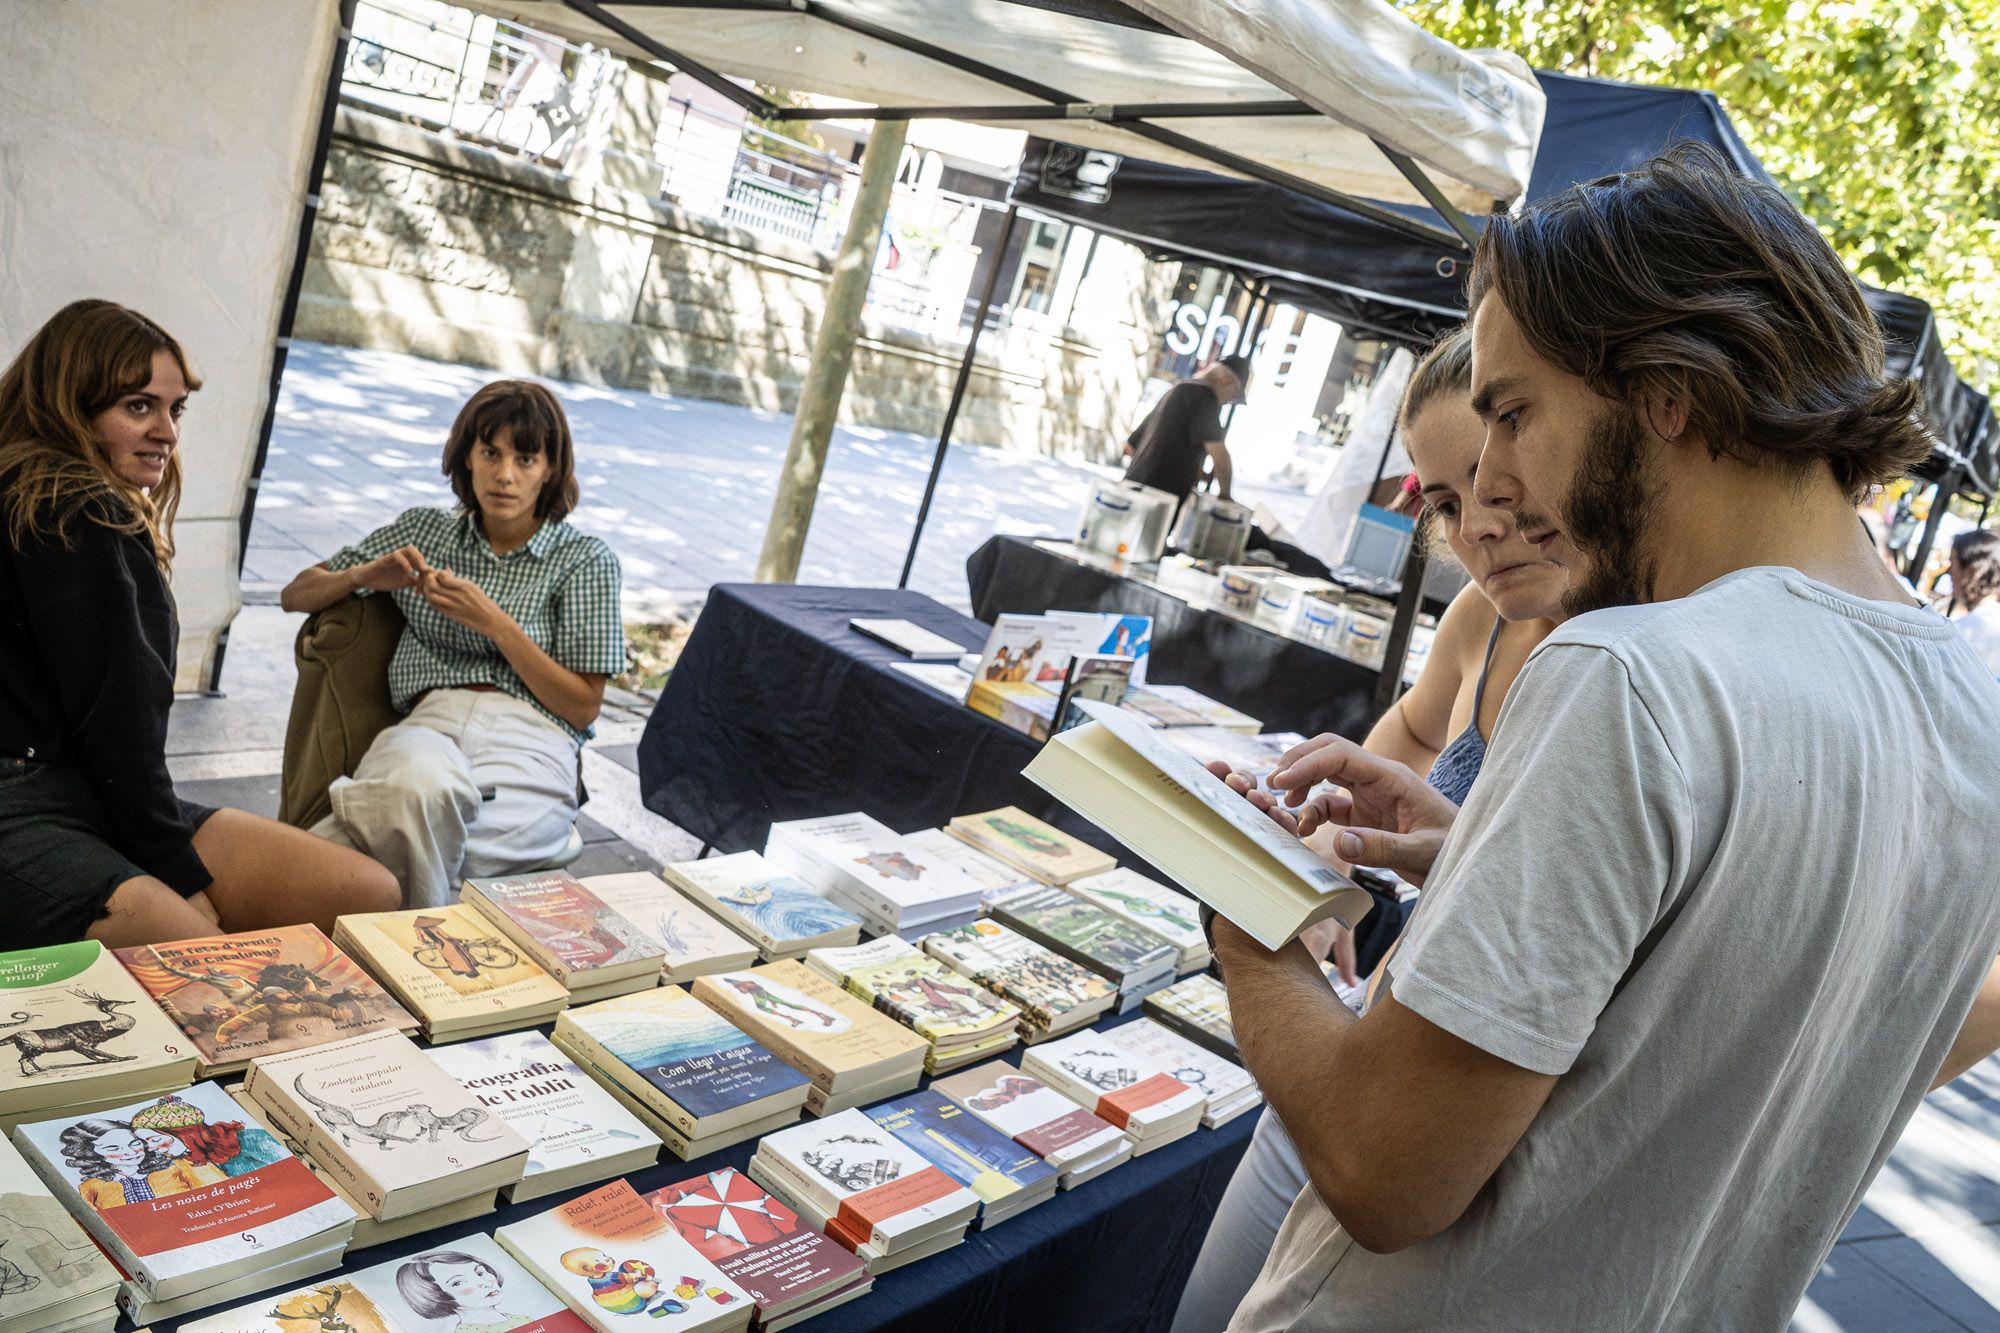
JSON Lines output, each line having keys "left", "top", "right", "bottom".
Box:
{"left": 0, "top": 758, "right": 217, "bottom": 950}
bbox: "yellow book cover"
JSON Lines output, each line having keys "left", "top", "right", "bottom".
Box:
{"left": 945, "top": 807, "right": 1115, "bottom": 886}
{"left": 690, "top": 962, "right": 925, "bottom": 1090}
{"left": 335, "top": 906, "right": 568, "bottom": 1026}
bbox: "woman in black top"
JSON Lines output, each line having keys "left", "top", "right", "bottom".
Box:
{"left": 0, "top": 300, "right": 399, "bottom": 950}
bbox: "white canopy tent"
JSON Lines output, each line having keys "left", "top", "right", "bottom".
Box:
{"left": 0, "top": 0, "right": 1541, "bottom": 687}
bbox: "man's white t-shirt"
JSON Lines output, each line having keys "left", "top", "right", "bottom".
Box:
{"left": 1230, "top": 568, "right": 2000, "bottom": 1332}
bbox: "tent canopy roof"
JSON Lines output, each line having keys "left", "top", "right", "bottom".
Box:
{"left": 458, "top": 0, "right": 1543, "bottom": 228}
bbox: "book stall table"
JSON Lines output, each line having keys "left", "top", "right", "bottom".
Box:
{"left": 966, "top": 534, "right": 1386, "bottom": 739}
{"left": 637, "top": 582, "right": 1118, "bottom": 859}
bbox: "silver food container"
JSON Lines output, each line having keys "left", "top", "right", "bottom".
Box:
{"left": 1077, "top": 479, "right": 1178, "bottom": 563}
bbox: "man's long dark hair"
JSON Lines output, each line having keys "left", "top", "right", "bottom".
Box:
{"left": 1467, "top": 142, "right": 1933, "bottom": 500}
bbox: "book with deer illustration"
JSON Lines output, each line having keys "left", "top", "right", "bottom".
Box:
{"left": 643, "top": 1167, "right": 871, "bottom": 1328}
{"left": 921, "top": 920, "right": 1118, "bottom": 1040}
{"left": 929, "top": 1061, "right": 1131, "bottom": 1186}
{"left": 943, "top": 806, "right": 1115, "bottom": 885}
{"left": 663, "top": 852, "right": 865, "bottom": 960}
{"left": 334, "top": 905, "right": 570, "bottom": 1040}
{"left": 688, "top": 963, "right": 927, "bottom": 1114}
{"left": 0, "top": 1132, "right": 120, "bottom": 1333}
{"left": 577, "top": 872, "right": 762, "bottom": 984}
{"left": 1067, "top": 868, "right": 1210, "bottom": 972}
{"left": 113, "top": 926, "right": 416, "bottom": 1077}
{"left": 461, "top": 872, "right": 665, "bottom": 998}
{"left": 0, "top": 941, "right": 194, "bottom": 1126}
{"left": 496, "top": 1179, "right": 753, "bottom": 1333}
{"left": 243, "top": 1030, "right": 530, "bottom": 1221}
{"left": 11, "top": 1080, "right": 355, "bottom": 1301}
{"left": 551, "top": 988, "right": 809, "bottom": 1141}
{"left": 750, "top": 1108, "right": 979, "bottom": 1258}
{"left": 862, "top": 1088, "right": 1058, "bottom": 1225}
{"left": 175, "top": 1276, "right": 398, "bottom": 1333}
{"left": 429, "top": 1030, "right": 661, "bottom": 1203}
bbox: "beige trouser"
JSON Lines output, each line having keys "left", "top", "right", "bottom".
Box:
{"left": 311, "top": 688, "right": 579, "bottom": 908}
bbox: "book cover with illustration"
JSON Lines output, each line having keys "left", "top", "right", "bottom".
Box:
{"left": 11, "top": 1080, "right": 354, "bottom": 1297}
{"left": 244, "top": 1030, "right": 530, "bottom": 1218}
{"left": 578, "top": 873, "right": 761, "bottom": 982}
{"left": 689, "top": 964, "right": 927, "bottom": 1091}
{"left": 754, "top": 1109, "right": 977, "bottom": 1253}
{"left": 0, "top": 941, "right": 193, "bottom": 1110}
{"left": 863, "top": 1089, "right": 1056, "bottom": 1205}
{"left": 346, "top": 1230, "right": 590, "bottom": 1333}
{"left": 902, "top": 828, "right": 1038, "bottom": 905}
{"left": 986, "top": 886, "right": 1176, "bottom": 985}
{"left": 840, "top": 954, "right": 1019, "bottom": 1045}
{"left": 336, "top": 906, "right": 570, "bottom": 1021}
{"left": 115, "top": 925, "right": 416, "bottom": 1074}
{"left": 1105, "top": 1018, "right": 1260, "bottom": 1125}
{"left": 463, "top": 873, "right": 664, "bottom": 983}
{"left": 0, "top": 1133, "right": 119, "bottom": 1329}
{"left": 1141, "top": 974, "right": 1239, "bottom": 1058}
{"left": 1067, "top": 869, "right": 1208, "bottom": 965}
{"left": 930, "top": 1062, "right": 1127, "bottom": 1171}
{"left": 178, "top": 1277, "right": 400, "bottom": 1333}
{"left": 922, "top": 921, "right": 1118, "bottom": 1031}
{"left": 944, "top": 807, "right": 1115, "bottom": 885}
{"left": 496, "top": 1180, "right": 752, "bottom": 1333}
{"left": 1023, "top": 1031, "right": 1203, "bottom": 1132}
{"left": 429, "top": 1031, "right": 660, "bottom": 1188}
{"left": 664, "top": 853, "right": 863, "bottom": 956}
{"left": 553, "top": 989, "right": 808, "bottom": 1131}
{"left": 643, "top": 1167, "right": 868, "bottom": 1318}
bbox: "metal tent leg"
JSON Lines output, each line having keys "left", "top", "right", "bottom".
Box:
{"left": 1372, "top": 539, "right": 1428, "bottom": 722}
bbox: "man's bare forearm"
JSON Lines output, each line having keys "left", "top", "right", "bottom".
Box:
{"left": 1933, "top": 954, "right": 2000, "bottom": 1090}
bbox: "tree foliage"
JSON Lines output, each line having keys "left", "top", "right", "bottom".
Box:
{"left": 1400, "top": 0, "right": 2000, "bottom": 380}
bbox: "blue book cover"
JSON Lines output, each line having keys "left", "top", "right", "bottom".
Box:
{"left": 865, "top": 1088, "right": 1057, "bottom": 1205}
{"left": 568, "top": 990, "right": 808, "bottom": 1121}
{"left": 671, "top": 853, "right": 864, "bottom": 950}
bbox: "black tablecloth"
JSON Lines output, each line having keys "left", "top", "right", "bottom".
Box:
{"left": 639, "top": 583, "right": 1109, "bottom": 857}
{"left": 148, "top": 1008, "right": 1255, "bottom": 1333}
{"left": 966, "top": 535, "right": 1379, "bottom": 739}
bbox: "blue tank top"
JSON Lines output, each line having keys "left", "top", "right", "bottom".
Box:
{"left": 1424, "top": 616, "right": 1504, "bottom": 806}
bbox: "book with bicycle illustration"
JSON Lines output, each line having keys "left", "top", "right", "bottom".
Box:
{"left": 334, "top": 905, "right": 569, "bottom": 1040}
{"left": 0, "top": 940, "right": 194, "bottom": 1130}
{"left": 243, "top": 1029, "right": 531, "bottom": 1221}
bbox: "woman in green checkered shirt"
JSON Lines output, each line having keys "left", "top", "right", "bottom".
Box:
{"left": 283, "top": 381, "right": 626, "bottom": 907}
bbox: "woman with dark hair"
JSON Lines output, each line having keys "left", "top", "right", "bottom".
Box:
{"left": 396, "top": 1249, "right": 532, "bottom": 1332}
{"left": 283, "top": 381, "right": 625, "bottom": 907}
{"left": 0, "top": 301, "right": 400, "bottom": 950}
{"left": 1945, "top": 527, "right": 2000, "bottom": 676}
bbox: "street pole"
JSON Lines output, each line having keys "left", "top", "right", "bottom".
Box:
{"left": 755, "top": 119, "right": 908, "bottom": 583}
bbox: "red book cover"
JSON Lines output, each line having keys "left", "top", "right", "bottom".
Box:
{"left": 466, "top": 874, "right": 661, "bottom": 977}
{"left": 1095, "top": 1072, "right": 1188, "bottom": 1129}
{"left": 644, "top": 1167, "right": 867, "bottom": 1314}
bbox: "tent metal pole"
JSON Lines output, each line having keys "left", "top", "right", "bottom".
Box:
{"left": 1372, "top": 540, "right": 1428, "bottom": 720}
{"left": 1221, "top": 281, "right": 1270, "bottom": 439}
{"left": 1373, "top": 141, "right": 1483, "bottom": 248}
{"left": 559, "top": 0, "right": 779, "bottom": 118}
{"left": 899, "top": 203, "right": 1022, "bottom": 589}
{"left": 769, "top": 99, "right": 1318, "bottom": 122}
{"left": 1906, "top": 467, "right": 1964, "bottom": 584}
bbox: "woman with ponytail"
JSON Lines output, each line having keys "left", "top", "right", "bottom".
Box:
{"left": 1946, "top": 528, "right": 2000, "bottom": 677}
{"left": 0, "top": 300, "right": 398, "bottom": 950}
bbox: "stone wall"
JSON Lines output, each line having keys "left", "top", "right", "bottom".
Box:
{"left": 296, "top": 105, "right": 1174, "bottom": 462}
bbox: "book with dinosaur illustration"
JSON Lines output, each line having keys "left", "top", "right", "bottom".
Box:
{"left": 550, "top": 988, "right": 809, "bottom": 1150}
{"left": 333, "top": 906, "right": 570, "bottom": 1041}
{"left": 663, "top": 851, "right": 865, "bottom": 960}
{"left": 985, "top": 885, "right": 1178, "bottom": 1009}
{"left": 10, "top": 1080, "right": 356, "bottom": 1302}
{"left": 577, "top": 873, "right": 762, "bottom": 984}
{"left": 643, "top": 1167, "right": 871, "bottom": 1329}
{"left": 429, "top": 1030, "right": 661, "bottom": 1203}
{"left": 0, "top": 941, "right": 194, "bottom": 1129}
{"left": 943, "top": 806, "right": 1115, "bottom": 885}
{"left": 243, "top": 1030, "right": 530, "bottom": 1221}
{"left": 0, "top": 1132, "right": 120, "bottom": 1333}
{"left": 689, "top": 963, "right": 927, "bottom": 1117}
{"left": 462, "top": 872, "right": 666, "bottom": 1002}
{"left": 862, "top": 1088, "right": 1059, "bottom": 1228}
{"left": 113, "top": 926, "right": 416, "bottom": 1077}
{"left": 920, "top": 920, "right": 1118, "bottom": 1041}
{"left": 496, "top": 1179, "right": 753, "bottom": 1333}
{"left": 1066, "top": 868, "right": 1211, "bottom": 973}
{"left": 929, "top": 1061, "right": 1131, "bottom": 1187}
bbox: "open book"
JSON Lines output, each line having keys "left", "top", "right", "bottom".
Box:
{"left": 1023, "top": 700, "right": 1372, "bottom": 951}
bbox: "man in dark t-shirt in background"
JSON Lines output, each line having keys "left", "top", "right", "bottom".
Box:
{"left": 1124, "top": 355, "right": 1249, "bottom": 506}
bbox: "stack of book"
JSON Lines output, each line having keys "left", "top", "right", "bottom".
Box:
{"left": 497, "top": 1179, "right": 754, "bottom": 1332}
{"left": 944, "top": 806, "right": 1115, "bottom": 886}
{"left": 966, "top": 678, "right": 1059, "bottom": 740}
{"left": 180, "top": 1231, "right": 581, "bottom": 1333}
{"left": 765, "top": 813, "right": 985, "bottom": 936}
{"left": 903, "top": 827, "right": 1037, "bottom": 905}
{"left": 0, "top": 941, "right": 193, "bottom": 1131}
{"left": 864, "top": 1088, "right": 1059, "bottom": 1228}
{"left": 749, "top": 1109, "right": 980, "bottom": 1273}
{"left": 644, "top": 1166, "right": 873, "bottom": 1330}
{"left": 1023, "top": 1030, "right": 1206, "bottom": 1154}
{"left": 114, "top": 924, "right": 417, "bottom": 1078}
{"left": 1105, "top": 1018, "right": 1262, "bottom": 1128}
{"left": 581, "top": 871, "right": 763, "bottom": 983}
{"left": 930, "top": 1061, "right": 1131, "bottom": 1188}
{"left": 804, "top": 937, "right": 1020, "bottom": 1074}
{"left": 985, "top": 885, "right": 1178, "bottom": 1011}
{"left": 691, "top": 963, "right": 927, "bottom": 1116}
{"left": 335, "top": 905, "right": 570, "bottom": 1040}
{"left": 551, "top": 988, "right": 810, "bottom": 1159}
{"left": 13, "top": 1081, "right": 356, "bottom": 1311}
{"left": 665, "top": 851, "right": 866, "bottom": 961}
{"left": 1121, "top": 683, "right": 1260, "bottom": 732}
{"left": 429, "top": 1029, "right": 662, "bottom": 1201}
{"left": 1141, "top": 973, "right": 1239, "bottom": 1059}
{"left": 244, "top": 1029, "right": 531, "bottom": 1222}
{"left": 462, "top": 872, "right": 668, "bottom": 1004}
{"left": 922, "top": 919, "right": 1119, "bottom": 1043}
{"left": 1066, "top": 868, "right": 1210, "bottom": 974}
{"left": 0, "top": 1134, "right": 120, "bottom": 1333}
